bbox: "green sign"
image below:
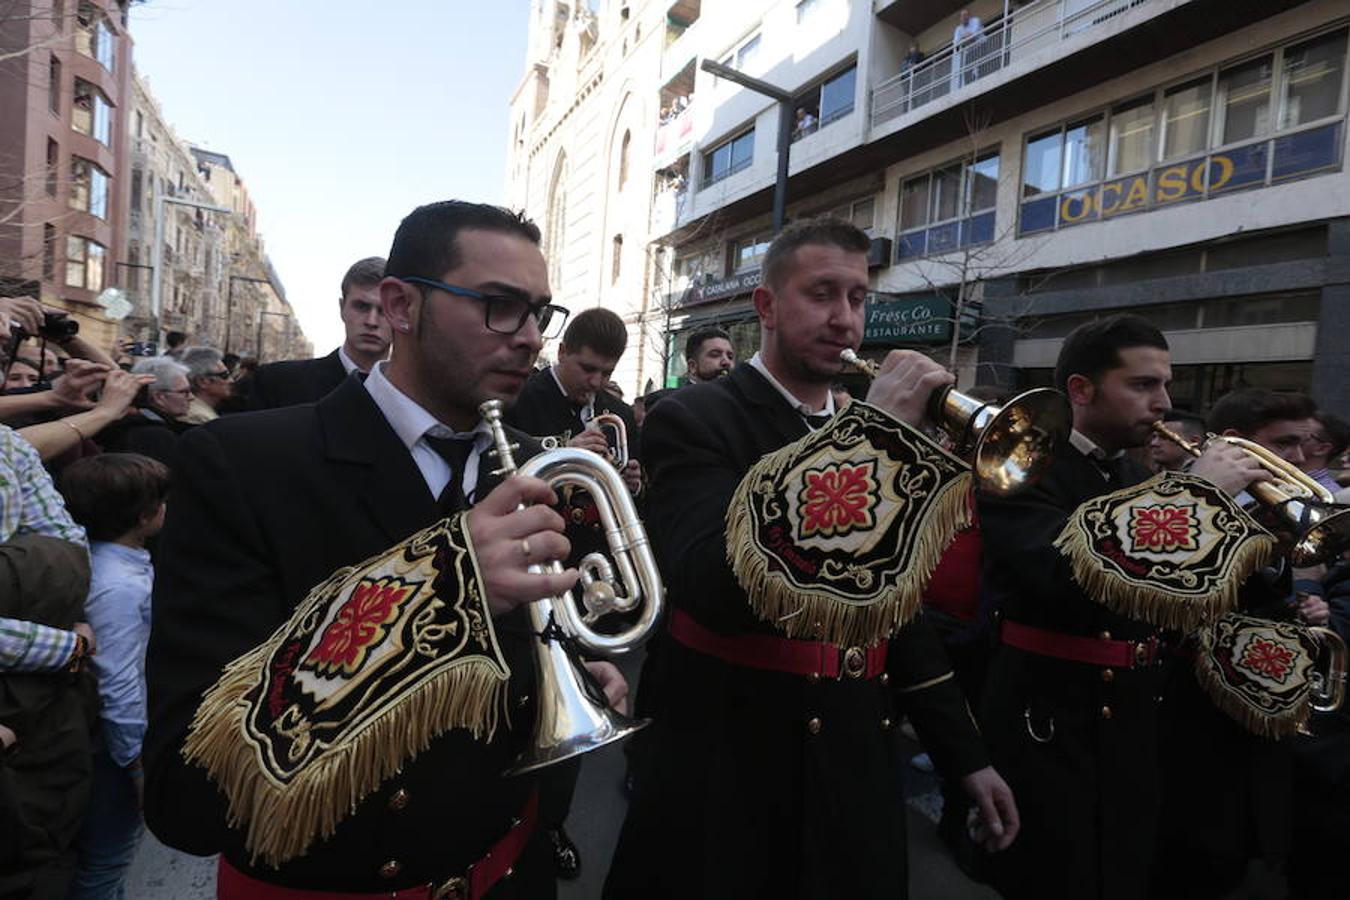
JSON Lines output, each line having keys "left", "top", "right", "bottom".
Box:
{"left": 863, "top": 295, "right": 952, "bottom": 345}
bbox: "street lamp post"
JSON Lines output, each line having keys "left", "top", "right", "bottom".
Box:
{"left": 226, "top": 274, "right": 271, "bottom": 354}
{"left": 699, "top": 58, "right": 795, "bottom": 234}
{"left": 150, "top": 193, "right": 232, "bottom": 342}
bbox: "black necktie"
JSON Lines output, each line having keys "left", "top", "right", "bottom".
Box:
{"left": 425, "top": 436, "right": 475, "bottom": 513}
{"left": 805, "top": 412, "right": 833, "bottom": 431}
{"left": 1100, "top": 454, "right": 1129, "bottom": 486}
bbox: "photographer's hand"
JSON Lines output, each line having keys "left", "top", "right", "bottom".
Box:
{"left": 50, "top": 360, "right": 111, "bottom": 411}
{"left": 0, "top": 296, "right": 43, "bottom": 341}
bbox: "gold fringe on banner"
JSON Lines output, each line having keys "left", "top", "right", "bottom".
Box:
{"left": 1053, "top": 474, "right": 1277, "bottom": 633}
{"left": 181, "top": 516, "right": 511, "bottom": 867}
{"left": 1192, "top": 614, "right": 1317, "bottom": 739}
{"left": 726, "top": 403, "right": 971, "bottom": 648}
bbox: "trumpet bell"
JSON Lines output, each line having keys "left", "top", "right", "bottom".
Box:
{"left": 1289, "top": 503, "right": 1350, "bottom": 568}
{"left": 933, "top": 385, "right": 1072, "bottom": 497}
{"left": 504, "top": 600, "right": 649, "bottom": 776}
{"left": 964, "top": 388, "right": 1073, "bottom": 498}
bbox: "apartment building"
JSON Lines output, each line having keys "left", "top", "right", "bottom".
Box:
{"left": 511, "top": 0, "right": 1348, "bottom": 415}
{"left": 0, "top": 0, "right": 133, "bottom": 349}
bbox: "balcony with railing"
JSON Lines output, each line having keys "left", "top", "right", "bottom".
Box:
{"left": 873, "top": 0, "right": 1152, "bottom": 126}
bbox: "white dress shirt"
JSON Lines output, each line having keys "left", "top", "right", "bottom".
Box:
{"left": 747, "top": 352, "right": 836, "bottom": 427}
{"left": 363, "top": 362, "right": 494, "bottom": 503}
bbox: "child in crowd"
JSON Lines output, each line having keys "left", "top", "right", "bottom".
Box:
{"left": 58, "top": 454, "right": 170, "bottom": 900}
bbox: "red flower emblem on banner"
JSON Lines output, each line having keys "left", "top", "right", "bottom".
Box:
{"left": 303, "top": 577, "right": 417, "bottom": 676}
{"left": 799, "top": 462, "right": 878, "bottom": 538}
{"left": 1237, "top": 637, "right": 1296, "bottom": 684}
{"left": 1128, "top": 504, "right": 1199, "bottom": 553}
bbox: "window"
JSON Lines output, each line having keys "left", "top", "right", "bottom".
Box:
{"left": 46, "top": 139, "right": 58, "bottom": 197}
{"left": 1017, "top": 28, "right": 1349, "bottom": 236}
{"left": 728, "top": 232, "right": 772, "bottom": 272}
{"left": 72, "top": 79, "right": 112, "bottom": 146}
{"left": 796, "top": 0, "right": 820, "bottom": 24}
{"left": 819, "top": 66, "right": 856, "bottom": 126}
{"left": 1062, "top": 116, "right": 1105, "bottom": 188}
{"left": 612, "top": 234, "right": 623, "bottom": 283}
{"left": 1108, "top": 96, "right": 1155, "bottom": 176}
{"left": 1278, "top": 30, "right": 1347, "bottom": 130}
{"left": 618, "top": 130, "right": 631, "bottom": 190}
{"left": 130, "top": 168, "right": 142, "bottom": 210}
{"left": 75, "top": 1, "right": 115, "bottom": 72}
{"left": 65, "top": 235, "right": 106, "bottom": 290}
{"left": 43, "top": 225, "right": 56, "bottom": 280}
{"left": 1218, "top": 55, "right": 1273, "bottom": 145}
{"left": 1161, "top": 78, "right": 1212, "bottom": 160}
{"left": 702, "top": 128, "right": 754, "bottom": 186}
{"left": 897, "top": 151, "right": 1000, "bottom": 259}
{"left": 830, "top": 197, "right": 876, "bottom": 233}
{"left": 718, "top": 32, "right": 761, "bottom": 75}
{"left": 69, "top": 157, "right": 109, "bottom": 218}
{"left": 48, "top": 55, "right": 61, "bottom": 114}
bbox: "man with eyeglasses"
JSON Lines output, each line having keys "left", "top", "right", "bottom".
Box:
{"left": 247, "top": 256, "right": 392, "bottom": 410}
{"left": 144, "top": 201, "right": 625, "bottom": 900}
{"left": 93, "top": 357, "right": 195, "bottom": 468}
{"left": 179, "top": 346, "right": 233, "bottom": 424}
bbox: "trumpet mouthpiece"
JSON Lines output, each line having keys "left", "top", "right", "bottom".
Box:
{"left": 839, "top": 348, "right": 877, "bottom": 378}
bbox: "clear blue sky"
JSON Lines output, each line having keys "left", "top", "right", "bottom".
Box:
{"left": 129, "top": 0, "right": 530, "bottom": 354}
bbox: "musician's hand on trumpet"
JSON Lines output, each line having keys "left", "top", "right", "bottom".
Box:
{"left": 567, "top": 429, "right": 610, "bottom": 457}
{"left": 861, "top": 349, "right": 955, "bottom": 427}
{"left": 465, "top": 475, "right": 579, "bottom": 616}
{"left": 1188, "top": 441, "right": 1272, "bottom": 497}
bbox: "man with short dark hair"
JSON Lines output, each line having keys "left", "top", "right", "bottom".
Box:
{"left": 978, "top": 314, "right": 1263, "bottom": 899}
{"left": 1208, "top": 388, "right": 1316, "bottom": 466}
{"left": 248, "top": 257, "right": 392, "bottom": 409}
{"left": 145, "top": 200, "right": 624, "bottom": 898}
{"left": 606, "top": 217, "right": 1018, "bottom": 898}
{"left": 684, "top": 326, "right": 734, "bottom": 383}
{"left": 1149, "top": 409, "right": 1206, "bottom": 472}
{"left": 1302, "top": 411, "right": 1348, "bottom": 492}
{"left": 507, "top": 307, "right": 641, "bottom": 494}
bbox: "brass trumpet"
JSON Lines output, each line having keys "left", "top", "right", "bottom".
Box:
{"left": 1150, "top": 421, "right": 1350, "bottom": 567}
{"left": 480, "top": 400, "right": 664, "bottom": 774}
{"left": 589, "top": 412, "right": 629, "bottom": 469}
{"left": 839, "top": 349, "right": 1071, "bottom": 496}
{"left": 1306, "top": 623, "right": 1347, "bottom": 714}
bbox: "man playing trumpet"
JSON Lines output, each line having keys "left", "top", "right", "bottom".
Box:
{"left": 605, "top": 218, "right": 1019, "bottom": 899}
{"left": 976, "top": 315, "right": 1284, "bottom": 900}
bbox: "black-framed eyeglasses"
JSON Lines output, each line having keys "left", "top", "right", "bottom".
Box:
{"left": 396, "top": 276, "right": 569, "bottom": 340}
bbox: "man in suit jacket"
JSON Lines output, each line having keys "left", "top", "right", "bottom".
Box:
{"left": 247, "top": 256, "right": 392, "bottom": 410}
{"left": 144, "top": 201, "right": 625, "bottom": 898}
{"left": 640, "top": 325, "right": 735, "bottom": 412}
{"left": 507, "top": 307, "right": 641, "bottom": 491}
{"left": 605, "top": 218, "right": 1018, "bottom": 899}
{"left": 976, "top": 315, "right": 1262, "bottom": 900}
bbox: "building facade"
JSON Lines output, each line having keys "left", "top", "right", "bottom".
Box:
{"left": 0, "top": 0, "right": 133, "bottom": 350}
{"left": 510, "top": 0, "right": 1349, "bottom": 416}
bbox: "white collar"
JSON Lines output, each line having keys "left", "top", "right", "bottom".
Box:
{"left": 363, "top": 362, "right": 491, "bottom": 450}
{"left": 1069, "top": 428, "right": 1124, "bottom": 461}
{"left": 336, "top": 345, "right": 360, "bottom": 375}
{"left": 748, "top": 352, "right": 835, "bottom": 418}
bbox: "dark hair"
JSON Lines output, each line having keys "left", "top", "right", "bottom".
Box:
{"left": 1312, "top": 412, "right": 1350, "bottom": 461}
{"left": 1053, "top": 314, "right": 1168, "bottom": 392}
{"left": 684, "top": 327, "right": 731, "bottom": 362}
{"left": 165, "top": 331, "right": 188, "bottom": 349}
{"left": 59, "top": 453, "right": 170, "bottom": 542}
{"left": 340, "top": 256, "right": 387, "bottom": 299}
{"left": 385, "top": 201, "right": 541, "bottom": 282}
{"left": 562, "top": 307, "right": 627, "bottom": 359}
{"left": 1207, "top": 389, "right": 1316, "bottom": 436}
{"left": 1162, "top": 409, "right": 1206, "bottom": 436}
{"left": 762, "top": 217, "right": 871, "bottom": 290}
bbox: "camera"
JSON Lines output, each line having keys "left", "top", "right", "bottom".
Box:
{"left": 13, "top": 311, "right": 79, "bottom": 343}
{"left": 128, "top": 340, "right": 158, "bottom": 357}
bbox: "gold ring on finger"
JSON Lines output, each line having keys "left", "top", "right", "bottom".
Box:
{"left": 520, "top": 538, "right": 532, "bottom": 561}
